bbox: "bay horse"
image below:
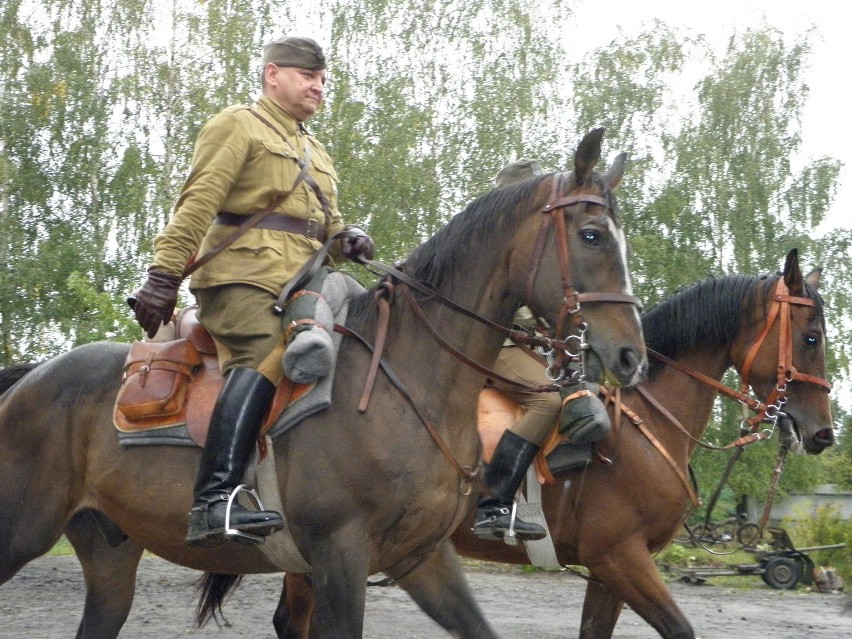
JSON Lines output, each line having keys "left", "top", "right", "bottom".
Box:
{"left": 0, "top": 129, "right": 645, "bottom": 638}
{"left": 275, "top": 248, "right": 834, "bottom": 639}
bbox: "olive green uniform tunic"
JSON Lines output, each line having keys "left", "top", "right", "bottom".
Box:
{"left": 149, "top": 96, "right": 348, "bottom": 379}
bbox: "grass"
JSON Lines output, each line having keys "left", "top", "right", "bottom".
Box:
{"left": 48, "top": 536, "right": 75, "bottom": 556}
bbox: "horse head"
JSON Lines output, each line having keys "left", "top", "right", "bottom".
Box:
{"left": 509, "top": 128, "right": 646, "bottom": 388}
{"left": 732, "top": 248, "right": 834, "bottom": 454}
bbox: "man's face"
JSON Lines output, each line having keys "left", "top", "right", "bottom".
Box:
{"left": 265, "top": 64, "right": 326, "bottom": 122}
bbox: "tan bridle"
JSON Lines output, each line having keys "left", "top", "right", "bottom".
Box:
{"left": 738, "top": 277, "right": 831, "bottom": 432}
{"left": 644, "top": 275, "right": 831, "bottom": 449}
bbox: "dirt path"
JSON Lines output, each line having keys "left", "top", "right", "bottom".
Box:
{"left": 1, "top": 555, "right": 849, "bottom": 638}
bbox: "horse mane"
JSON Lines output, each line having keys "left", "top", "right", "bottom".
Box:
{"left": 642, "top": 271, "right": 824, "bottom": 377}
{"left": 0, "top": 362, "right": 40, "bottom": 396}
{"left": 345, "top": 174, "right": 549, "bottom": 332}
{"left": 345, "top": 169, "right": 624, "bottom": 334}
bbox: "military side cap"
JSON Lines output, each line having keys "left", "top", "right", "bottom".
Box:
{"left": 495, "top": 158, "right": 544, "bottom": 188}
{"left": 263, "top": 36, "right": 326, "bottom": 70}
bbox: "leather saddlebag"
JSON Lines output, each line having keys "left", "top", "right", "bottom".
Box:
{"left": 116, "top": 338, "right": 203, "bottom": 420}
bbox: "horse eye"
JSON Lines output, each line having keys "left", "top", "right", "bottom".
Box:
{"left": 804, "top": 333, "right": 819, "bottom": 348}
{"left": 579, "top": 229, "right": 600, "bottom": 245}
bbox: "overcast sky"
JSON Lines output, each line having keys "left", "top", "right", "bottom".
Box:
{"left": 568, "top": 1, "right": 849, "bottom": 233}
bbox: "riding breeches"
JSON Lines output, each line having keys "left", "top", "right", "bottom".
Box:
{"left": 193, "top": 284, "right": 286, "bottom": 384}
{"left": 492, "top": 346, "right": 562, "bottom": 446}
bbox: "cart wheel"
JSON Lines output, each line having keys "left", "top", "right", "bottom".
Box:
{"left": 737, "top": 523, "right": 761, "bottom": 546}
{"left": 689, "top": 524, "right": 710, "bottom": 547}
{"left": 762, "top": 557, "right": 801, "bottom": 590}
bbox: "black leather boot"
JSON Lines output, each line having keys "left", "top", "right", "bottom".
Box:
{"left": 186, "top": 367, "right": 285, "bottom": 547}
{"left": 472, "top": 430, "right": 546, "bottom": 541}
{"left": 559, "top": 381, "right": 611, "bottom": 444}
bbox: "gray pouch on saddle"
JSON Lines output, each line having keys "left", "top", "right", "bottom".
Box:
{"left": 281, "top": 266, "right": 335, "bottom": 384}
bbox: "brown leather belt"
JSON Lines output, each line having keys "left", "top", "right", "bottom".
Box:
{"left": 214, "top": 211, "right": 328, "bottom": 243}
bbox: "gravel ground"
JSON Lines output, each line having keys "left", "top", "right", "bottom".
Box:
{"left": 1, "top": 554, "right": 849, "bottom": 638}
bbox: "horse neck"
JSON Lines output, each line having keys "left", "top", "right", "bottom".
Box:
{"left": 638, "top": 347, "right": 732, "bottom": 459}
{"left": 394, "top": 272, "right": 516, "bottom": 386}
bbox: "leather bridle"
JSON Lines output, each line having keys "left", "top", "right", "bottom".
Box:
{"left": 646, "top": 276, "right": 831, "bottom": 446}
{"left": 341, "top": 172, "right": 642, "bottom": 484}
{"left": 597, "top": 276, "right": 832, "bottom": 514}
{"left": 522, "top": 172, "right": 641, "bottom": 382}
{"left": 738, "top": 277, "right": 831, "bottom": 431}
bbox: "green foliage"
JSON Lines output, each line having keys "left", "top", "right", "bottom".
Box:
{"left": 820, "top": 415, "right": 852, "bottom": 490}
{"left": 0, "top": 5, "right": 848, "bottom": 503}
{"left": 656, "top": 542, "right": 704, "bottom": 568}
{"left": 783, "top": 504, "right": 852, "bottom": 580}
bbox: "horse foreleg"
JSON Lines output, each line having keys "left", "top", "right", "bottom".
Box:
{"left": 393, "top": 540, "right": 499, "bottom": 639}
{"left": 274, "top": 573, "right": 315, "bottom": 639}
{"left": 585, "top": 545, "right": 694, "bottom": 639}
{"left": 65, "top": 510, "right": 144, "bottom": 639}
{"left": 305, "top": 532, "right": 370, "bottom": 639}
{"left": 579, "top": 578, "right": 624, "bottom": 639}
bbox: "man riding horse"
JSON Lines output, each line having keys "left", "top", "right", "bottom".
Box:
{"left": 473, "top": 159, "right": 612, "bottom": 542}
{"left": 128, "top": 36, "right": 374, "bottom": 548}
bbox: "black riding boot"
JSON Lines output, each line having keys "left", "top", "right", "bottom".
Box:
{"left": 472, "top": 430, "right": 547, "bottom": 541}
{"left": 186, "top": 367, "right": 285, "bottom": 547}
{"left": 559, "top": 381, "right": 611, "bottom": 444}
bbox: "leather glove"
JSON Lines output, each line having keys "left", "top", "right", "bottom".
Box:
{"left": 127, "top": 270, "right": 182, "bottom": 339}
{"left": 340, "top": 225, "right": 375, "bottom": 261}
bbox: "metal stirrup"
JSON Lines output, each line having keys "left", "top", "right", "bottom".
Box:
{"left": 224, "top": 484, "right": 266, "bottom": 545}
{"left": 504, "top": 500, "right": 519, "bottom": 546}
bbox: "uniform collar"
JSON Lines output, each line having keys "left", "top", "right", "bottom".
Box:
{"left": 257, "top": 96, "right": 308, "bottom": 136}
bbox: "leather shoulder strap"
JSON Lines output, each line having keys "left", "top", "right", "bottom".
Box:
{"left": 245, "top": 108, "right": 333, "bottom": 227}
{"left": 181, "top": 192, "right": 289, "bottom": 279}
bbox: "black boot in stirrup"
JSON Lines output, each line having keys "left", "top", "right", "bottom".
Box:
{"left": 559, "top": 381, "right": 611, "bottom": 444}
{"left": 186, "top": 367, "right": 285, "bottom": 547}
{"left": 472, "top": 430, "right": 546, "bottom": 542}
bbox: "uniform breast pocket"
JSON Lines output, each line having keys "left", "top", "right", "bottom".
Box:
{"left": 260, "top": 140, "right": 300, "bottom": 190}
{"left": 310, "top": 154, "right": 339, "bottom": 198}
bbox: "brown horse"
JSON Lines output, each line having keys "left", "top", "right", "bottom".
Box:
{"left": 275, "top": 248, "right": 834, "bottom": 639}
{"left": 0, "top": 129, "right": 645, "bottom": 638}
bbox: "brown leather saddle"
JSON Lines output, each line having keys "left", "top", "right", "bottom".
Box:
{"left": 113, "top": 307, "right": 312, "bottom": 447}
{"left": 477, "top": 388, "right": 579, "bottom": 484}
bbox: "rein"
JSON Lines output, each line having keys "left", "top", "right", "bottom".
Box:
{"left": 335, "top": 173, "right": 639, "bottom": 487}
{"left": 334, "top": 323, "right": 480, "bottom": 488}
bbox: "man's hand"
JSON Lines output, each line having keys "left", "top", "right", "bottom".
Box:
{"left": 341, "top": 225, "right": 375, "bottom": 262}
{"left": 127, "top": 270, "right": 182, "bottom": 339}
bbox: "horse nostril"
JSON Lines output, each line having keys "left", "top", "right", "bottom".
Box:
{"left": 620, "top": 347, "right": 643, "bottom": 380}
{"left": 816, "top": 429, "right": 835, "bottom": 445}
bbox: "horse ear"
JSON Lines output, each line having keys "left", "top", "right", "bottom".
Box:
{"left": 603, "top": 152, "right": 627, "bottom": 190}
{"left": 805, "top": 268, "right": 822, "bottom": 291}
{"left": 782, "top": 248, "right": 804, "bottom": 294}
{"left": 574, "top": 127, "right": 604, "bottom": 185}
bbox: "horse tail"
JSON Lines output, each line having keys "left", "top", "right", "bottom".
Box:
{"left": 0, "top": 362, "right": 40, "bottom": 396}
{"left": 193, "top": 572, "right": 244, "bottom": 628}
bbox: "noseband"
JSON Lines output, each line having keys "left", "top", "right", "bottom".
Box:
{"left": 524, "top": 172, "right": 641, "bottom": 382}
